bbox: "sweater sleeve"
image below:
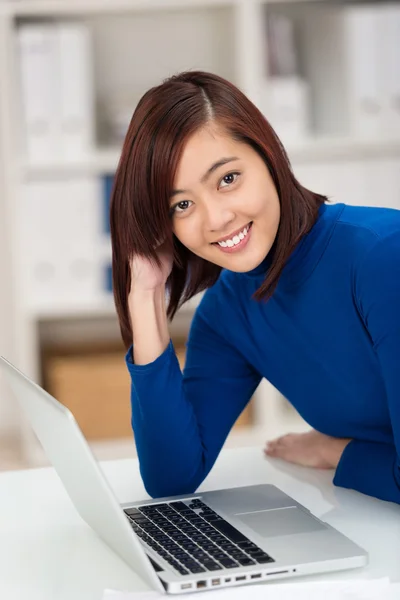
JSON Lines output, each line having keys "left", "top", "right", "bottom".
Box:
{"left": 333, "top": 232, "right": 400, "bottom": 504}
{"left": 126, "top": 288, "right": 262, "bottom": 498}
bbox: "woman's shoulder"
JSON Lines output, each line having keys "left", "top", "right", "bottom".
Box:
{"left": 336, "top": 203, "right": 400, "bottom": 246}
{"left": 334, "top": 204, "right": 400, "bottom": 290}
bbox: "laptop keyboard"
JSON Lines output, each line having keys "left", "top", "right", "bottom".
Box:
{"left": 124, "top": 498, "right": 275, "bottom": 576}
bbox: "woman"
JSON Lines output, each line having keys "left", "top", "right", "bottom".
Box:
{"left": 110, "top": 71, "right": 400, "bottom": 505}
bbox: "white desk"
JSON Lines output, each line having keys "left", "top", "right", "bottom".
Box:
{"left": 0, "top": 447, "right": 399, "bottom": 600}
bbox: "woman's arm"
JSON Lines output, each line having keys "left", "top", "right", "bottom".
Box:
{"left": 127, "top": 286, "right": 262, "bottom": 499}
{"left": 333, "top": 232, "right": 400, "bottom": 504}
{"left": 128, "top": 286, "right": 169, "bottom": 365}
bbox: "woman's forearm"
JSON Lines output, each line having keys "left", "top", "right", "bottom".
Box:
{"left": 128, "top": 286, "right": 170, "bottom": 365}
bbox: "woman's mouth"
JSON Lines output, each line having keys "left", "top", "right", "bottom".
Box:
{"left": 212, "top": 222, "right": 253, "bottom": 254}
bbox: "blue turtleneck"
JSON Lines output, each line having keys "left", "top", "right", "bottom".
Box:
{"left": 126, "top": 202, "right": 400, "bottom": 505}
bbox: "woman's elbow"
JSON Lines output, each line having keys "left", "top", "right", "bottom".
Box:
{"left": 143, "top": 478, "right": 199, "bottom": 500}
{"left": 140, "top": 467, "right": 202, "bottom": 500}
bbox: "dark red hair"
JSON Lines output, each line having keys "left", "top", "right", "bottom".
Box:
{"left": 110, "top": 71, "right": 326, "bottom": 348}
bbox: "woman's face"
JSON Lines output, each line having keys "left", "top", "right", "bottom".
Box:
{"left": 170, "top": 125, "right": 280, "bottom": 273}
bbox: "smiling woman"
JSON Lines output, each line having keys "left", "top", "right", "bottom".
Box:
{"left": 109, "top": 71, "right": 400, "bottom": 506}
{"left": 169, "top": 127, "right": 281, "bottom": 273}
{"left": 110, "top": 71, "right": 325, "bottom": 348}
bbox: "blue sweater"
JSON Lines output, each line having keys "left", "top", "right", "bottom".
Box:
{"left": 126, "top": 202, "right": 400, "bottom": 505}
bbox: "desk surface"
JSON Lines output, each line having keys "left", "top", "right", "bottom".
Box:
{"left": 0, "top": 446, "right": 399, "bottom": 600}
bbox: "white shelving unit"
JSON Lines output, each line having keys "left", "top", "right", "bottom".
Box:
{"left": 0, "top": 0, "right": 399, "bottom": 466}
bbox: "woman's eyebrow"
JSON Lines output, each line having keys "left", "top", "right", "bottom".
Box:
{"left": 170, "top": 156, "right": 239, "bottom": 198}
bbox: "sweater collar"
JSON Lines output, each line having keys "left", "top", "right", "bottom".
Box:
{"left": 242, "top": 202, "right": 345, "bottom": 290}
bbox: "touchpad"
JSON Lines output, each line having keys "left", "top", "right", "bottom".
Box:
{"left": 236, "top": 507, "right": 326, "bottom": 538}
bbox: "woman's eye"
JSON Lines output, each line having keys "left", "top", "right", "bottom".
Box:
{"left": 171, "top": 200, "right": 193, "bottom": 215}
{"left": 219, "top": 172, "right": 240, "bottom": 189}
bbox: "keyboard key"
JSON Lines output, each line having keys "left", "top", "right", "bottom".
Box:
{"left": 191, "top": 550, "right": 210, "bottom": 560}
{"left": 211, "top": 520, "right": 250, "bottom": 544}
{"left": 188, "top": 565, "right": 206, "bottom": 574}
{"left": 201, "top": 561, "right": 221, "bottom": 571}
{"left": 238, "top": 541, "right": 260, "bottom": 550}
{"left": 212, "top": 553, "right": 230, "bottom": 561}
{"left": 224, "top": 551, "right": 243, "bottom": 560}
{"left": 219, "top": 558, "right": 239, "bottom": 568}
{"left": 255, "top": 555, "right": 275, "bottom": 564}
{"left": 124, "top": 508, "right": 142, "bottom": 517}
{"left": 169, "top": 502, "right": 189, "bottom": 512}
{"left": 246, "top": 548, "right": 266, "bottom": 556}
{"left": 188, "top": 500, "right": 205, "bottom": 508}
{"left": 186, "top": 516, "right": 204, "bottom": 524}
{"left": 130, "top": 515, "right": 150, "bottom": 524}
{"left": 139, "top": 507, "right": 158, "bottom": 515}
{"left": 237, "top": 557, "right": 256, "bottom": 566}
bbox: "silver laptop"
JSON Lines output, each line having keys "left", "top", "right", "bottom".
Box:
{"left": 0, "top": 356, "right": 368, "bottom": 595}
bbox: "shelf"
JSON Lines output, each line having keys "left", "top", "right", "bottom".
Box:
{"left": 28, "top": 291, "right": 202, "bottom": 321}
{"left": 1, "top": 0, "right": 235, "bottom": 17}
{"left": 31, "top": 296, "right": 117, "bottom": 320}
{"left": 21, "top": 147, "right": 122, "bottom": 179}
{"left": 20, "top": 137, "right": 400, "bottom": 179}
{"left": 287, "top": 136, "right": 400, "bottom": 164}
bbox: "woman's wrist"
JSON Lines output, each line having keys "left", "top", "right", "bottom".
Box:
{"left": 323, "top": 437, "right": 352, "bottom": 469}
{"left": 128, "top": 284, "right": 165, "bottom": 305}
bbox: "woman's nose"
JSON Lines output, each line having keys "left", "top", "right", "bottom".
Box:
{"left": 203, "top": 201, "right": 236, "bottom": 233}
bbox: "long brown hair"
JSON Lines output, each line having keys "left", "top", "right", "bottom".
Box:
{"left": 110, "top": 71, "right": 326, "bottom": 348}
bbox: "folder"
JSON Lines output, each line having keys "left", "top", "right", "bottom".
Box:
{"left": 381, "top": 4, "right": 400, "bottom": 138}
{"left": 344, "top": 5, "right": 383, "bottom": 138}
{"left": 18, "top": 178, "right": 102, "bottom": 311}
{"left": 17, "top": 24, "right": 60, "bottom": 163}
{"left": 57, "top": 22, "right": 95, "bottom": 158}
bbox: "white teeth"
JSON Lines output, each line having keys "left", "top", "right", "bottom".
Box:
{"left": 217, "top": 225, "right": 250, "bottom": 248}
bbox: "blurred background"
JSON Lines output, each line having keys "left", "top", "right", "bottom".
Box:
{"left": 0, "top": 0, "right": 399, "bottom": 472}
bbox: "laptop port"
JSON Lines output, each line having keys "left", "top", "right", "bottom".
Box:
{"left": 196, "top": 581, "right": 207, "bottom": 589}
{"left": 266, "top": 570, "right": 289, "bottom": 576}
{"left": 180, "top": 583, "right": 192, "bottom": 590}
{"left": 224, "top": 578, "right": 232, "bottom": 583}
{"left": 211, "top": 578, "right": 221, "bottom": 586}
{"left": 251, "top": 574, "right": 262, "bottom": 579}
{"left": 235, "top": 576, "right": 246, "bottom": 581}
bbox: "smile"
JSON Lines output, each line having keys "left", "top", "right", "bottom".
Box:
{"left": 212, "top": 222, "right": 253, "bottom": 254}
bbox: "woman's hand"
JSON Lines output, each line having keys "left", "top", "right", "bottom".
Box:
{"left": 264, "top": 430, "right": 351, "bottom": 469}
{"left": 129, "top": 241, "right": 174, "bottom": 294}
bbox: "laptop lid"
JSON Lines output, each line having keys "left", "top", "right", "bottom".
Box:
{"left": 0, "top": 355, "right": 164, "bottom": 594}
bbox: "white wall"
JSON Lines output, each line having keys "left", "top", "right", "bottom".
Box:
{"left": 0, "top": 16, "right": 19, "bottom": 438}
{"left": 0, "top": 139, "right": 19, "bottom": 437}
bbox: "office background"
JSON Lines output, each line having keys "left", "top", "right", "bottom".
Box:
{"left": 0, "top": 0, "right": 399, "bottom": 471}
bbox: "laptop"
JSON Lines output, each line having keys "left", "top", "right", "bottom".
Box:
{"left": 0, "top": 355, "right": 368, "bottom": 595}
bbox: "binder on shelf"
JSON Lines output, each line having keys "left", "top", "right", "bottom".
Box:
{"left": 102, "top": 174, "right": 114, "bottom": 235}
{"left": 57, "top": 22, "right": 95, "bottom": 158}
{"left": 381, "top": 5, "right": 400, "bottom": 138}
{"left": 17, "top": 21, "right": 95, "bottom": 165}
{"left": 261, "top": 76, "right": 309, "bottom": 145}
{"left": 17, "top": 25, "right": 60, "bottom": 163}
{"left": 104, "top": 263, "right": 113, "bottom": 294}
{"left": 18, "top": 178, "right": 104, "bottom": 312}
{"left": 262, "top": 12, "right": 309, "bottom": 143}
{"left": 344, "top": 5, "right": 383, "bottom": 139}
